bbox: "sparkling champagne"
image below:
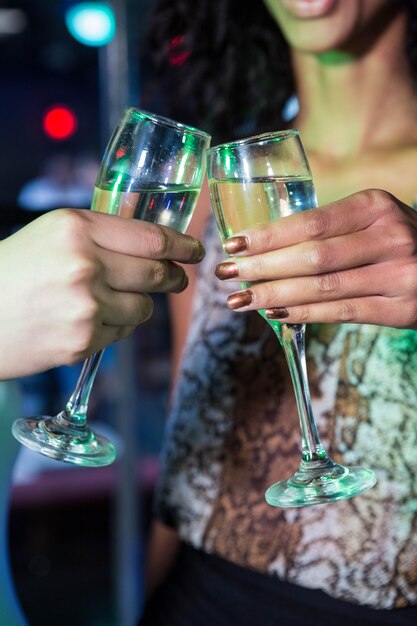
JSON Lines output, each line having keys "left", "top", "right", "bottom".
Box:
{"left": 207, "top": 133, "right": 376, "bottom": 508}
{"left": 209, "top": 176, "right": 317, "bottom": 242}
{"left": 91, "top": 182, "right": 201, "bottom": 232}
{"left": 209, "top": 176, "right": 317, "bottom": 330}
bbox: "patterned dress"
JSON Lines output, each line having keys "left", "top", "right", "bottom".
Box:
{"left": 155, "top": 218, "right": 417, "bottom": 610}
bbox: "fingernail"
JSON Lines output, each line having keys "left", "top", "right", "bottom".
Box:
{"left": 215, "top": 262, "right": 239, "bottom": 280}
{"left": 193, "top": 239, "right": 206, "bottom": 262}
{"left": 265, "top": 307, "right": 289, "bottom": 319}
{"left": 227, "top": 290, "right": 254, "bottom": 310}
{"left": 177, "top": 273, "right": 189, "bottom": 293}
{"left": 224, "top": 236, "right": 248, "bottom": 255}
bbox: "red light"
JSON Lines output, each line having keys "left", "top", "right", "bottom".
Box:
{"left": 169, "top": 33, "right": 191, "bottom": 66}
{"left": 42, "top": 105, "right": 77, "bottom": 140}
{"left": 115, "top": 146, "right": 127, "bottom": 159}
{"left": 170, "top": 35, "right": 184, "bottom": 47}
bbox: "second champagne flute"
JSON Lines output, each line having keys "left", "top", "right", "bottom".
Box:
{"left": 12, "top": 108, "right": 211, "bottom": 466}
{"left": 207, "top": 130, "right": 376, "bottom": 507}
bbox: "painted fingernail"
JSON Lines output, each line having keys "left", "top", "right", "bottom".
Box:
{"left": 227, "top": 290, "right": 254, "bottom": 310}
{"left": 192, "top": 239, "right": 206, "bottom": 262}
{"left": 224, "top": 236, "right": 249, "bottom": 255}
{"left": 265, "top": 307, "right": 289, "bottom": 319}
{"left": 177, "top": 273, "right": 189, "bottom": 293}
{"left": 215, "top": 261, "right": 239, "bottom": 280}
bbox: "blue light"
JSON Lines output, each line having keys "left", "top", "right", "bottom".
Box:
{"left": 65, "top": 3, "right": 116, "bottom": 47}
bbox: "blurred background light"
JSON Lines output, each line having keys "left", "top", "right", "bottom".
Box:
{"left": 0, "top": 9, "right": 27, "bottom": 35}
{"left": 65, "top": 2, "right": 116, "bottom": 47}
{"left": 169, "top": 34, "right": 190, "bottom": 66}
{"left": 42, "top": 105, "right": 78, "bottom": 140}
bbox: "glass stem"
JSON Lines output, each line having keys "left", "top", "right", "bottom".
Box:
{"left": 61, "top": 350, "right": 105, "bottom": 428}
{"left": 274, "top": 323, "right": 326, "bottom": 464}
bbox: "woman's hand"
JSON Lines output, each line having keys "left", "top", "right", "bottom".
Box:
{"left": 0, "top": 208, "right": 204, "bottom": 379}
{"left": 214, "top": 189, "right": 417, "bottom": 329}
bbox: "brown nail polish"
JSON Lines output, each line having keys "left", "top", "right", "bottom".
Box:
{"left": 224, "top": 236, "right": 249, "bottom": 255}
{"left": 227, "top": 290, "right": 254, "bottom": 310}
{"left": 191, "top": 238, "right": 206, "bottom": 262}
{"left": 176, "top": 273, "right": 189, "bottom": 293}
{"left": 265, "top": 307, "right": 289, "bottom": 320}
{"left": 215, "top": 262, "right": 239, "bottom": 280}
{"left": 197, "top": 240, "right": 206, "bottom": 260}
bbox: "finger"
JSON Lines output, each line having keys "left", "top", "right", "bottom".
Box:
{"left": 98, "top": 249, "right": 189, "bottom": 293}
{"left": 229, "top": 266, "right": 385, "bottom": 311}
{"left": 65, "top": 323, "right": 137, "bottom": 364}
{"left": 64, "top": 295, "right": 154, "bottom": 364}
{"left": 87, "top": 211, "right": 205, "bottom": 263}
{"left": 101, "top": 291, "right": 155, "bottom": 326}
{"left": 217, "top": 226, "right": 407, "bottom": 282}
{"left": 223, "top": 189, "right": 404, "bottom": 256}
{"left": 264, "top": 295, "right": 416, "bottom": 329}
{"left": 225, "top": 259, "right": 416, "bottom": 311}
{"left": 90, "top": 324, "right": 137, "bottom": 354}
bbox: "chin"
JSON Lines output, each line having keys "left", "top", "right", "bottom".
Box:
{"left": 264, "top": 0, "right": 403, "bottom": 56}
{"left": 283, "top": 27, "right": 357, "bottom": 56}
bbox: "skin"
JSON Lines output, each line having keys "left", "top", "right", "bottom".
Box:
{"left": 220, "top": 190, "right": 417, "bottom": 328}
{"left": 215, "top": 0, "right": 417, "bottom": 328}
{"left": 148, "top": 0, "right": 417, "bottom": 595}
{"left": 0, "top": 208, "right": 204, "bottom": 380}
{"left": 263, "top": 0, "right": 404, "bottom": 54}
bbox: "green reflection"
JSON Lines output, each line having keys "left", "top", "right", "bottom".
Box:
{"left": 318, "top": 50, "right": 354, "bottom": 66}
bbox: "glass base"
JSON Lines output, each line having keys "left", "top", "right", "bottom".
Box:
{"left": 265, "top": 458, "right": 377, "bottom": 508}
{"left": 12, "top": 414, "right": 116, "bottom": 467}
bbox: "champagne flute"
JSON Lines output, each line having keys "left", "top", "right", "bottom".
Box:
{"left": 207, "top": 130, "right": 376, "bottom": 507}
{"left": 12, "top": 108, "right": 211, "bottom": 467}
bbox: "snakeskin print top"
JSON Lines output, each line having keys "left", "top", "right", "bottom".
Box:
{"left": 155, "top": 217, "right": 417, "bottom": 610}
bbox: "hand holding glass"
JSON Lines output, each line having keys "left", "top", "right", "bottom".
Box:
{"left": 207, "top": 130, "right": 376, "bottom": 507}
{"left": 12, "top": 108, "right": 210, "bottom": 466}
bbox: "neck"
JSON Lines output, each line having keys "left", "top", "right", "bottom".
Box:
{"left": 293, "top": 11, "right": 417, "bottom": 160}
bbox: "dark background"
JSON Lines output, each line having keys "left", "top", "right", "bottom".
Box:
{"left": 1, "top": 1, "right": 172, "bottom": 624}
{"left": 0, "top": 0, "right": 101, "bottom": 210}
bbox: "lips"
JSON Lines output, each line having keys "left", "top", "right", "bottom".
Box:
{"left": 281, "top": 0, "right": 336, "bottom": 19}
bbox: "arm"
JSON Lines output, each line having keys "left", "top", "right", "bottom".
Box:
{"left": 144, "top": 184, "right": 212, "bottom": 594}
{"left": 145, "top": 520, "right": 181, "bottom": 596}
{"left": 0, "top": 208, "right": 204, "bottom": 380}
{"left": 214, "top": 189, "right": 417, "bottom": 328}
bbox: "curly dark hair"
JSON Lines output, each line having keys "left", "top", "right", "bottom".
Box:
{"left": 142, "top": 0, "right": 417, "bottom": 144}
